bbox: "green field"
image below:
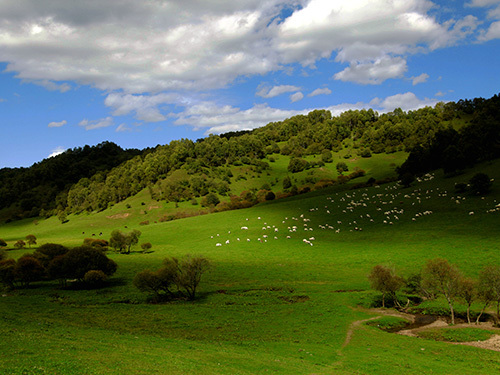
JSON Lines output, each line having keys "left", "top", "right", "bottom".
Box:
{"left": 1, "top": 159, "right": 500, "bottom": 374}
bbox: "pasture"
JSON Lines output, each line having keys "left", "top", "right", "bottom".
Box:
{"left": 1, "top": 159, "right": 500, "bottom": 374}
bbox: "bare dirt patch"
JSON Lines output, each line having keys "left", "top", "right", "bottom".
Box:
{"left": 106, "top": 213, "right": 131, "bottom": 219}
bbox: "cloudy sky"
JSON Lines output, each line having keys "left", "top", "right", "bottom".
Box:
{"left": 1, "top": 0, "right": 499, "bottom": 167}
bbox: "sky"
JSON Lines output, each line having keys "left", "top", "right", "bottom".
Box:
{"left": 1, "top": 0, "right": 500, "bottom": 168}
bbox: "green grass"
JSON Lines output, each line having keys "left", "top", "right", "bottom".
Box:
{"left": 1, "top": 159, "right": 500, "bottom": 374}
{"left": 417, "top": 328, "right": 496, "bottom": 343}
{"left": 366, "top": 316, "right": 411, "bottom": 332}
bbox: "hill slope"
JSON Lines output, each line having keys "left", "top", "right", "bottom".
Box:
{"left": 0, "top": 158, "right": 499, "bottom": 374}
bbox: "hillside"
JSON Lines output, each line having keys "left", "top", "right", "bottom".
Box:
{"left": 0, "top": 157, "right": 499, "bottom": 374}
{"left": 1, "top": 93, "right": 499, "bottom": 224}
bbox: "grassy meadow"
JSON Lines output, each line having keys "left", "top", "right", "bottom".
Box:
{"left": 1, "top": 158, "right": 500, "bottom": 374}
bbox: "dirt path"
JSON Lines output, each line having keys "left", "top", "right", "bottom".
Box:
{"left": 341, "top": 308, "right": 500, "bottom": 352}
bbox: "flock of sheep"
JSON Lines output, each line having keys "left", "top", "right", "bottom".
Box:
{"left": 211, "top": 173, "right": 499, "bottom": 247}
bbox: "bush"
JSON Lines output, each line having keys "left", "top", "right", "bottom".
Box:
{"left": 15, "top": 255, "right": 45, "bottom": 287}
{"left": 201, "top": 193, "right": 220, "bottom": 208}
{"left": 469, "top": 173, "right": 492, "bottom": 195}
{"left": 141, "top": 242, "right": 152, "bottom": 252}
{"left": 63, "top": 246, "right": 117, "bottom": 281}
{"left": 336, "top": 162, "right": 348, "bottom": 174}
{"left": 14, "top": 240, "right": 26, "bottom": 250}
{"left": 287, "top": 157, "right": 308, "bottom": 173}
{"left": 0, "top": 258, "right": 16, "bottom": 288}
{"left": 33, "top": 243, "right": 69, "bottom": 268}
{"left": 83, "top": 270, "right": 108, "bottom": 288}
{"left": 135, "top": 255, "right": 211, "bottom": 301}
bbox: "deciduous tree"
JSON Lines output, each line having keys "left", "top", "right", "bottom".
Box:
{"left": 421, "top": 258, "right": 461, "bottom": 324}
{"left": 368, "top": 265, "right": 404, "bottom": 308}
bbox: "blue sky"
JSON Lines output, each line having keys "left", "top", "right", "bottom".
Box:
{"left": 1, "top": 0, "right": 500, "bottom": 168}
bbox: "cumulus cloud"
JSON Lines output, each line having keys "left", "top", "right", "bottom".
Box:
{"left": 308, "top": 88, "right": 331, "bottom": 97}
{"left": 174, "top": 92, "right": 436, "bottom": 134}
{"left": 0, "top": 0, "right": 480, "bottom": 94}
{"left": 48, "top": 146, "right": 65, "bottom": 158}
{"left": 334, "top": 56, "right": 408, "bottom": 85}
{"left": 256, "top": 85, "right": 301, "bottom": 98}
{"left": 376, "top": 92, "right": 438, "bottom": 112}
{"left": 411, "top": 73, "right": 429, "bottom": 85}
{"left": 78, "top": 116, "right": 114, "bottom": 130}
{"left": 175, "top": 102, "right": 306, "bottom": 134}
{"left": 48, "top": 120, "right": 67, "bottom": 128}
{"left": 104, "top": 93, "right": 182, "bottom": 122}
{"left": 290, "top": 91, "right": 304, "bottom": 102}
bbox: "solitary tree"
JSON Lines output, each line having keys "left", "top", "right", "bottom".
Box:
{"left": 368, "top": 265, "right": 405, "bottom": 308}
{"left": 25, "top": 235, "right": 37, "bottom": 248}
{"left": 110, "top": 229, "right": 127, "bottom": 252}
{"left": 175, "top": 255, "right": 212, "bottom": 300}
{"left": 125, "top": 229, "right": 142, "bottom": 254}
{"left": 421, "top": 258, "right": 461, "bottom": 324}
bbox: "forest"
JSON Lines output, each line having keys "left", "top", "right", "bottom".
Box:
{"left": 1, "top": 93, "right": 499, "bottom": 222}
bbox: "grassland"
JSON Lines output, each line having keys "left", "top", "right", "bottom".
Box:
{"left": 1, "top": 158, "right": 500, "bottom": 374}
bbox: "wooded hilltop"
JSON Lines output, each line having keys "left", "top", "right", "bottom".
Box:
{"left": 1, "top": 93, "right": 499, "bottom": 222}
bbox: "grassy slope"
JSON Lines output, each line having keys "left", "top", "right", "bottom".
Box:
{"left": 1, "top": 159, "right": 500, "bottom": 374}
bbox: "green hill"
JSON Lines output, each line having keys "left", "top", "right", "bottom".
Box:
{"left": 1, "top": 156, "right": 499, "bottom": 374}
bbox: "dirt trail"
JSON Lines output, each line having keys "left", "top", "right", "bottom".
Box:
{"left": 341, "top": 308, "right": 500, "bottom": 352}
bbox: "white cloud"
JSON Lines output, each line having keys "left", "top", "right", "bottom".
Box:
{"left": 174, "top": 92, "right": 436, "bottom": 134}
{"left": 256, "top": 85, "right": 301, "bottom": 98}
{"left": 334, "top": 56, "right": 408, "bottom": 85}
{"left": 175, "top": 102, "right": 306, "bottom": 134}
{"left": 105, "top": 92, "right": 182, "bottom": 122}
{"left": 78, "top": 116, "right": 114, "bottom": 130}
{"left": 411, "top": 73, "right": 429, "bottom": 85}
{"left": 48, "top": 120, "right": 67, "bottom": 128}
{"left": 467, "top": 0, "right": 500, "bottom": 8}
{"left": 377, "top": 92, "right": 438, "bottom": 112}
{"left": 116, "top": 123, "right": 132, "bottom": 132}
{"left": 308, "top": 88, "right": 331, "bottom": 97}
{"left": 48, "top": 146, "right": 65, "bottom": 158}
{"left": 0, "top": 0, "right": 478, "bottom": 94}
{"left": 480, "top": 20, "right": 500, "bottom": 40}
{"left": 290, "top": 91, "right": 304, "bottom": 102}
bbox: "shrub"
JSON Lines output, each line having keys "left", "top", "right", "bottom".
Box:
{"left": 83, "top": 270, "right": 108, "bottom": 288}
{"left": 469, "top": 173, "right": 492, "bottom": 195}
{"left": 0, "top": 258, "right": 16, "bottom": 288}
{"left": 201, "top": 193, "right": 220, "bottom": 208}
{"left": 0, "top": 239, "right": 7, "bottom": 248}
{"left": 135, "top": 255, "right": 211, "bottom": 301}
{"left": 83, "top": 238, "right": 109, "bottom": 250}
{"left": 287, "top": 157, "right": 308, "bottom": 173}
{"left": 141, "top": 242, "right": 152, "bottom": 252}
{"left": 14, "top": 240, "right": 26, "bottom": 250}
{"left": 15, "top": 255, "right": 45, "bottom": 287}
{"left": 265, "top": 191, "right": 276, "bottom": 201}
{"left": 33, "top": 243, "right": 69, "bottom": 268}
{"left": 63, "top": 246, "right": 117, "bottom": 281}
{"left": 336, "top": 162, "right": 348, "bottom": 174}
